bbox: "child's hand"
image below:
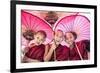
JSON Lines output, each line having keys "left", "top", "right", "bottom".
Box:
{"left": 51, "top": 40, "right": 57, "bottom": 50}
{"left": 29, "top": 43, "right": 35, "bottom": 48}
{"left": 24, "top": 47, "right": 30, "bottom": 53}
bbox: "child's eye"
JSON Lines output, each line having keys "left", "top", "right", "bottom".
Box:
{"left": 37, "top": 37, "right": 39, "bottom": 39}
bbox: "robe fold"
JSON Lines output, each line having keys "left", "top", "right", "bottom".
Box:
{"left": 24, "top": 44, "right": 45, "bottom": 62}
{"left": 69, "top": 41, "right": 88, "bottom": 60}
{"left": 50, "top": 44, "right": 69, "bottom": 61}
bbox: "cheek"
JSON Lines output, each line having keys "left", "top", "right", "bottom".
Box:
{"left": 34, "top": 37, "right": 37, "bottom": 40}
{"left": 66, "top": 39, "right": 69, "bottom": 42}
{"left": 60, "top": 38, "right": 63, "bottom": 41}
{"left": 54, "top": 36, "right": 57, "bottom": 40}
{"left": 71, "top": 37, "right": 75, "bottom": 41}
{"left": 39, "top": 41, "right": 44, "bottom": 44}
{"left": 35, "top": 38, "right": 39, "bottom": 42}
{"left": 66, "top": 38, "right": 71, "bottom": 43}
{"left": 40, "top": 39, "right": 45, "bottom": 43}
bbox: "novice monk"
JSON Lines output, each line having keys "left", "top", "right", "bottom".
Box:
{"left": 44, "top": 30, "right": 69, "bottom": 61}
{"left": 23, "top": 30, "right": 47, "bottom": 62}
{"left": 65, "top": 31, "right": 88, "bottom": 60}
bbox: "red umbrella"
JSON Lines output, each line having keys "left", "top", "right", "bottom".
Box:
{"left": 21, "top": 10, "right": 53, "bottom": 44}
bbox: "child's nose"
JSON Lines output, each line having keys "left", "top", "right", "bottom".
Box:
{"left": 39, "top": 39, "right": 42, "bottom": 42}
{"left": 38, "top": 40, "right": 41, "bottom": 42}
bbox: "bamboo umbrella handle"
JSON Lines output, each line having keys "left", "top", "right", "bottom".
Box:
{"left": 53, "top": 40, "right": 57, "bottom": 61}
{"left": 75, "top": 43, "right": 83, "bottom": 60}
{"left": 54, "top": 50, "right": 56, "bottom": 61}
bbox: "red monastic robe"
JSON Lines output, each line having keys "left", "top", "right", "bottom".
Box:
{"left": 50, "top": 44, "right": 69, "bottom": 61}
{"left": 69, "top": 41, "right": 88, "bottom": 60}
{"left": 24, "top": 44, "right": 45, "bottom": 62}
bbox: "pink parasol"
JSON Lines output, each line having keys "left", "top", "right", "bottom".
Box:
{"left": 54, "top": 15, "right": 90, "bottom": 42}
{"left": 21, "top": 10, "right": 53, "bottom": 44}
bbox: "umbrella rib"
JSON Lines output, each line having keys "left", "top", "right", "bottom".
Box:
{"left": 76, "top": 18, "right": 86, "bottom": 28}
{"left": 31, "top": 17, "right": 36, "bottom": 30}
{"left": 72, "top": 15, "right": 78, "bottom": 31}
{"left": 61, "top": 23, "right": 68, "bottom": 32}
{"left": 31, "top": 18, "right": 36, "bottom": 30}
{"left": 23, "top": 14, "right": 30, "bottom": 29}
{"left": 22, "top": 14, "right": 28, "bottom": 29}
{"left": 32, "top": 17, "right": 39, "bottom": 30}
{"left": 29, "top": 15, "right": 32, "bottom": 30}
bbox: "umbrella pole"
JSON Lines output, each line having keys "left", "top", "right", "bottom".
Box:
{"left": 75, "top": 43, "right": 83, "bottom": 60}
{"left": 54, "top": 50, "right": 56, "bottom": 61}
{"left": 53, "top": 40, "right": 56, "bottom": 61}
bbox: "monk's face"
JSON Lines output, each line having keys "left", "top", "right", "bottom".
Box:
{"left": 54, "top": 30, "right": 63, "bottom": 45}
{"left": 65, "top": 32, "right": 75, "bottom": 45}
{"left": 34, "top": 33, "right": 45, "bottom": 45}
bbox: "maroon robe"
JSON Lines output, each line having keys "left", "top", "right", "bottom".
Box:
{"left": 24, "top": 44, "right": 45, "bottom": 62}
{"left": 69, "top": 41, "right": 88, "bottom": 60}
{"left": 50, "top": 44, "right": 69, "bottom": 61}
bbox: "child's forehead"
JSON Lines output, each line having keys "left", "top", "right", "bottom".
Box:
{"left": 66, "top": 32, "right": 72, "bottom": 34}
{"left": 35, "top": 32, "right": 45, "bottom": 38}
{"left": 36, "top": 33, "right": 43, "bottom": 36}
{"left": 65, "top": 32, "right": 73, "bottom": 36}
{"left": 55, "top": 30, "right": 63, "bottom": 35}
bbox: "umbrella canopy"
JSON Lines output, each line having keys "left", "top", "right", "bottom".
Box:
{"left": 54, "top": 15, "right": 90, "bottom": 42}
{"left": 21, "top": 10, "right": 53, "bottom": 44}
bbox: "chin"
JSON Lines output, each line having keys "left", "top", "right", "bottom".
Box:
{"left": 56, "top": 42, "right": 60, "bottom": 45}
{"left": 38, "top": 43, "right": 42, "bottom": 45}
